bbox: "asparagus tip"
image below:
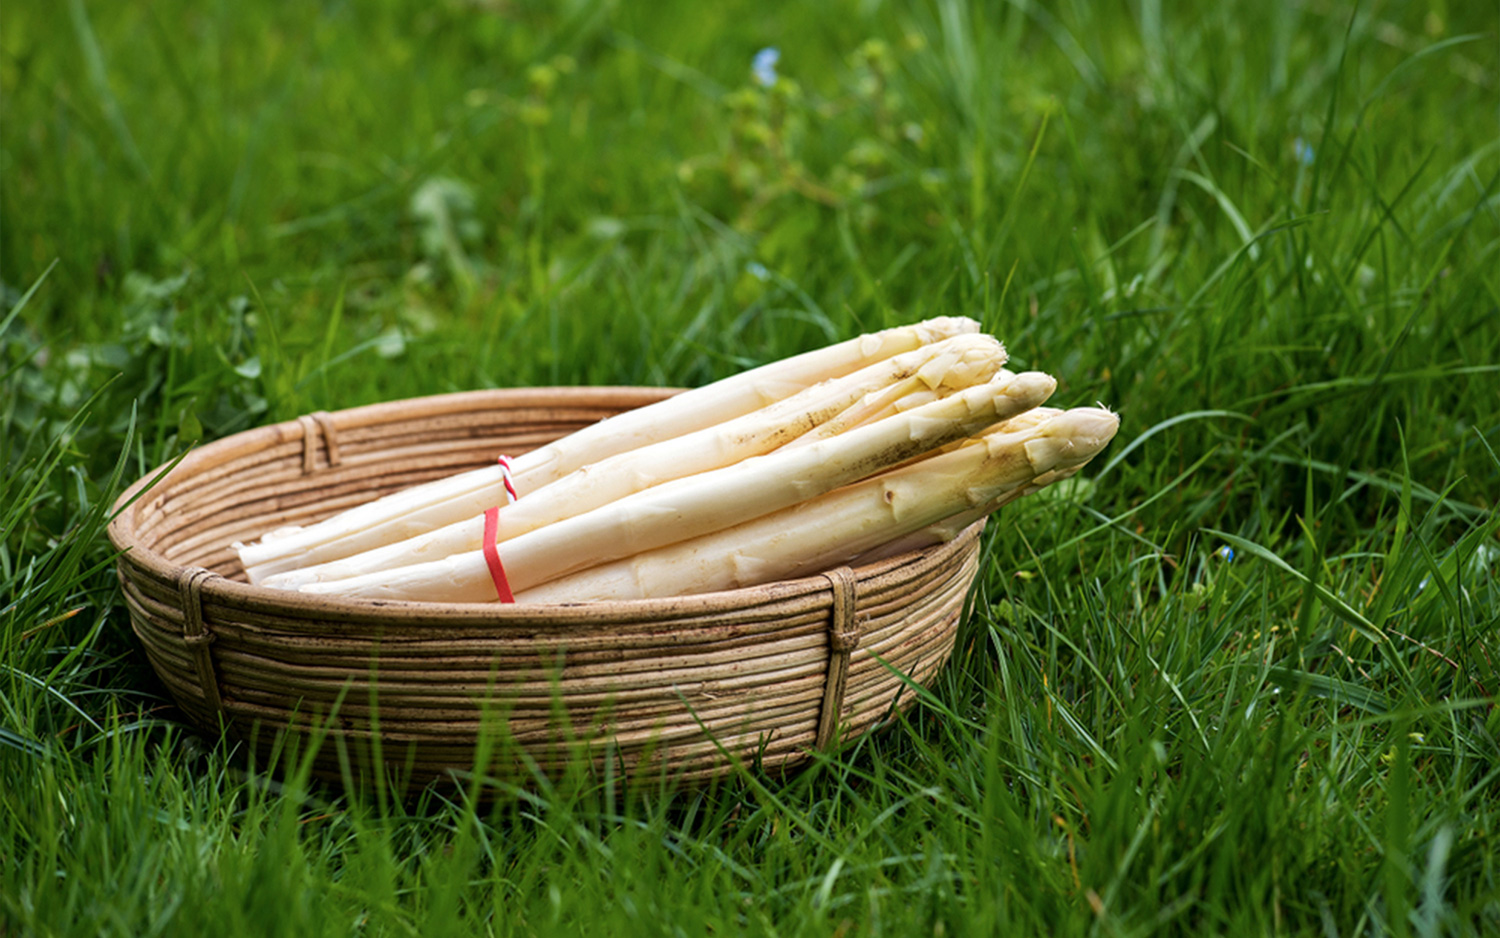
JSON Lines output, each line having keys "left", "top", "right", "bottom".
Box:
{"left": 1001, "top": 371, "right": 1058, "bottom": 409}
{"left": 1021, "top": 406, "right": 1120, "bottom": 474}
{"left": 913, "top": 316, "right": 982, "bottom": 341}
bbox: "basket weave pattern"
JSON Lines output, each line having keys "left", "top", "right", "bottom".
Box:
{"left": 108, "top": 388, "right": 983, "bottom": 786}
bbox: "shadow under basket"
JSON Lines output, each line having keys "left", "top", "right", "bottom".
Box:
{"left": 108, "top": 387, "right": 984, "bottom": 791}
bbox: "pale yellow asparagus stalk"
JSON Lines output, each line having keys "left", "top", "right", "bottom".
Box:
{"left": 834, "top": 385, "right": 1049, "bottom": 481}
{"left": 777, "top": 380, "right": 953, "bottom": 450}
{"left": 515, "top": 407, "right": 1120, "bottom": 602}
{"left": 261, "top": 334, "right": 1006, "bottom": 590}
{"left": 847, "top": 461, "right": 1088, "bottom": 565}
{"left": 845, "top": 406, "right": 1097, "bottom": 565}
{"left": 298, "top": 372, "right": 1057, "bottom": 603}
{"left": 990, "top": 405, "right": 1064, "bottom": 435}
{"left": 237, "top": 316, "right": 981, "bottom": 582}
{"left": 808, "top": 386, "right": 943, "bottom": 439}
{"left": 782, "top": 368, "right": 1035, "bottom": 452}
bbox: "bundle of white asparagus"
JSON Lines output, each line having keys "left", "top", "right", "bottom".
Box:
{"left": 236, "top": 317, "right": 1119, "bottom": 602}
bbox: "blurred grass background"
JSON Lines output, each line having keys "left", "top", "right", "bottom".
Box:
{"left": 3, "top": 0, "right": 1498, "bottom": 934}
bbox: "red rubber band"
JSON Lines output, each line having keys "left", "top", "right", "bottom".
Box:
{"left": 482, "top": 505, "right": 515, "bottom": 603}
{"left": 497, "top": 455, "right": 518, "bottom": 503}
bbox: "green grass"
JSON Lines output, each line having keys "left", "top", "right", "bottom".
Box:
{"left": 3, "top": 0, "right": 1499, "bottom": 934}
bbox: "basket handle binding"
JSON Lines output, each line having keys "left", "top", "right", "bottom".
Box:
{"left": 177, "top": 566, "right": 226, "bottom": 714}
{"left": 814, "top": 566, "right": 862, "bottom": 750}
{"left": 296, "top": 411, "right": 343, "bottom": 474}
{"left": 173, "top": 410, "right": 337, "bottom": 719}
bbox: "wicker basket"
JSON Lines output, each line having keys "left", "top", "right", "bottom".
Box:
{"left": 108, "top": 387, "right": 984, "bottom": 790}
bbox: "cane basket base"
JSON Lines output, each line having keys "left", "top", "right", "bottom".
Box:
{"left": 108, "top": 387, "right": 983, "bottom": 792}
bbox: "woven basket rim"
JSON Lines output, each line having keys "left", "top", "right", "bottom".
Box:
{"left": 107, "top": 385, "right": 984, "bottom": 624}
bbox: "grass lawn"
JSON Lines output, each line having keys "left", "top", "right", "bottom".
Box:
{"left": 3, "top": 0, "right": 1498, "bottom": 934}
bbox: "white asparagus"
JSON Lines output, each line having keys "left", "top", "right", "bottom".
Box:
{"left": 298, "top": 372, "right": 1058, "bottom": 603}
{"left": 847, "top": 378, "right": 1044, "bottom": 477}
{"left": 844, "top": 406, "right": 1098, "bottom": 565}
{"left": 515, "top": 407, "right": 1120, "bottom": 602}
{"left": 262, "top": 334, "right": 1006, "bottom": 589}
{"left": 776, "top": 376, "right": 960, "bottom": 450}
{"left": 847, "top": 462, "right": 1086, "bottom": 565}
{"left": 238, "top": 316, "right": 980, "bottom": 581}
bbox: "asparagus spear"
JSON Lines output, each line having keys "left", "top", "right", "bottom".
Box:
{"left": 515, "top": 406, "right": 1119, "bottom": 602}
{"left": 262, "top": 333, "right": 1005, "bottom": 589}
{"left": 843, "top": 406, "right": 1079, "bottom": 563}
{"left": 298, "top": 372, "right": 1057, "bottom": 602}
{"left": 238, "top": 316, "right": 980, "bottom": 582}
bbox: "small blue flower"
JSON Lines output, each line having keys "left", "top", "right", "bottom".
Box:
{"left": 1293, "top": 137, "right": 1315, "bottom": 166}
{"left": 746, "top": 261, "right": 770, "bottom": 281}
{"left": 752, "top": 47, "right": 780, "bottom": 87}
{"left": 1215, "top": 545, "right": 1235, "bottom": 562}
